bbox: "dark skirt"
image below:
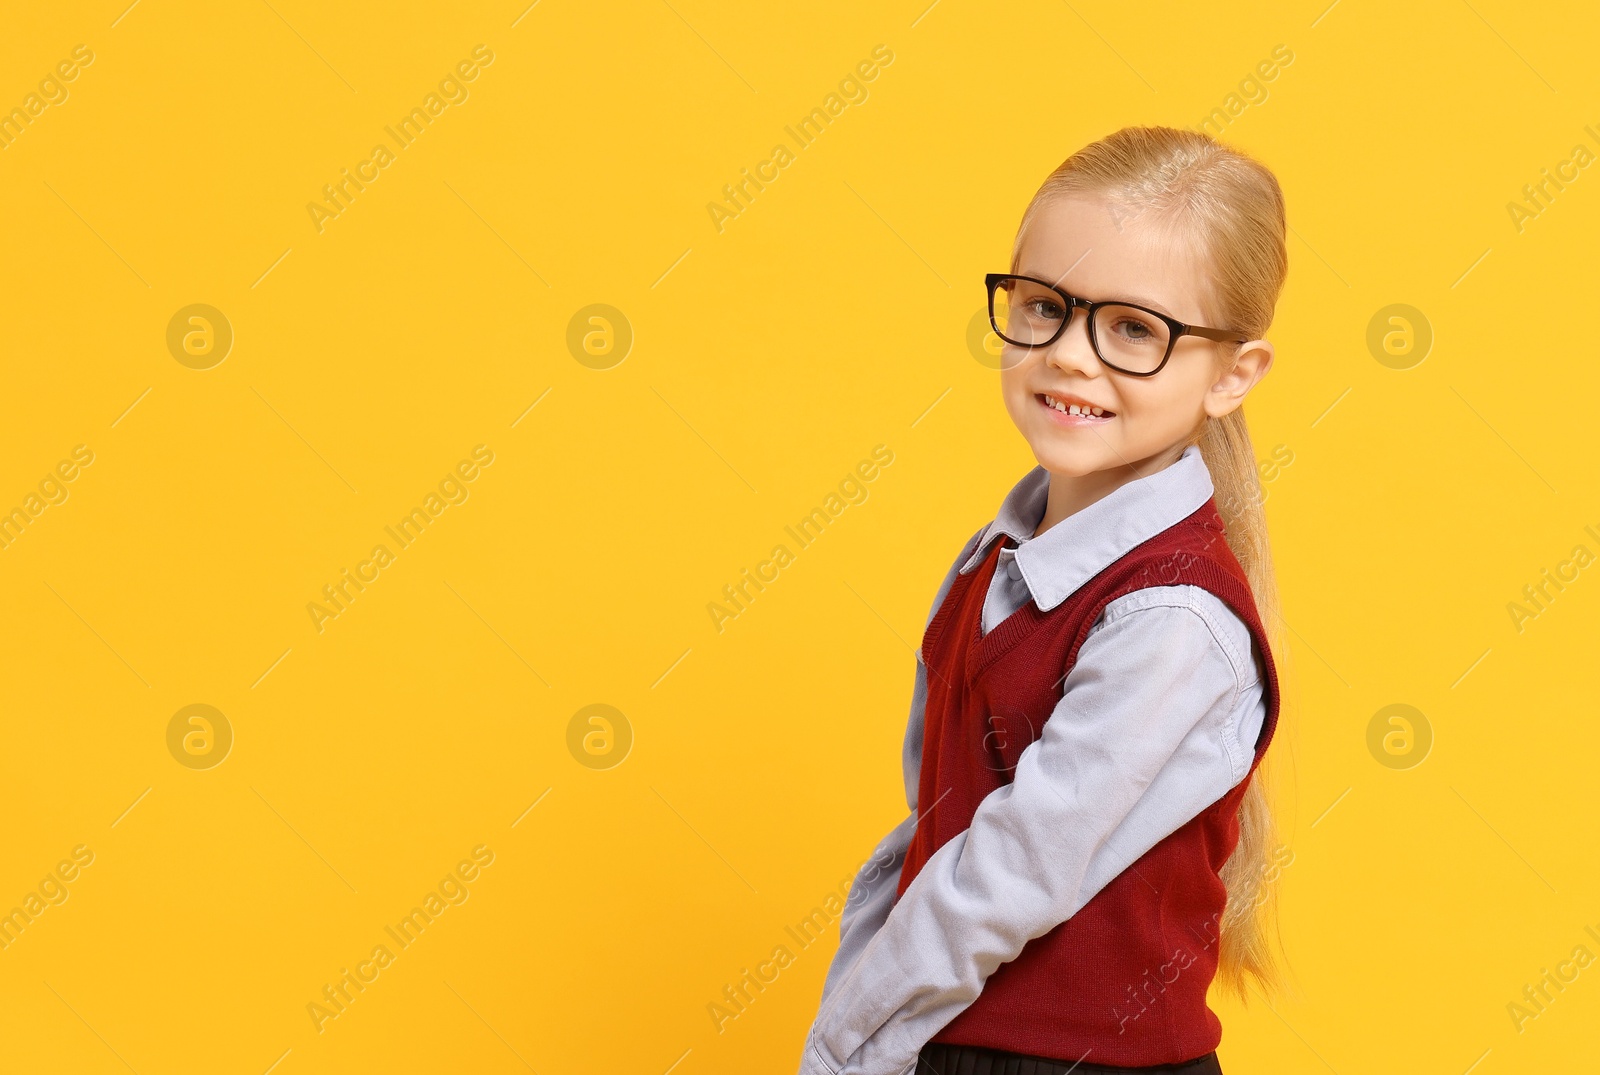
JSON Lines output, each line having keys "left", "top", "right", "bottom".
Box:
{"left": 917, "top": 1040, "right": 1223, "bottom": 1075}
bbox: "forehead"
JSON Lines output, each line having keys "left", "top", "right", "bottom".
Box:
{"left": 1015, "top": 194, "right": 1213, "bottom": 323}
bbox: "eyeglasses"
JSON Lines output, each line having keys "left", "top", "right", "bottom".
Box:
{"left": 985, "top": 273, "right": 1248, "bottom": 377}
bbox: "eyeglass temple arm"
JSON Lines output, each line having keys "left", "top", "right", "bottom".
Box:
{"left": 1182, "top": 324, "right": 1249, "bottom": 343}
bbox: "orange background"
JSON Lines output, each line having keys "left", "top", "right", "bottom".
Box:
{"left": 1, "top": 2, "right": 1597, "bottom": 1072}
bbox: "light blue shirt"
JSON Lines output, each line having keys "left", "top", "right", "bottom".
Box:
{"left": 798, "top": 444, "right": 1268, "bottom": 1075}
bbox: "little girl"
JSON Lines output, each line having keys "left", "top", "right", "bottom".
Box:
{"left": 796, "top": 126, "right": 1290, "bottom": 1075}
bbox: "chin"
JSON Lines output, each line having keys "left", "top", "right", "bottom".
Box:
{"left": 1027, "top": 439, "right": 1111, "bottom": 477}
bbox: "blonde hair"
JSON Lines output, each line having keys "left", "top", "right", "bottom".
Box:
{"left": 1008, "top": 125, "right": 1295, "bottom": 1003}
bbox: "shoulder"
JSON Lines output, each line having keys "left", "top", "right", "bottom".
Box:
{"left": 920, "top": 523, "right": 989, "bottom": 626}
{"left": 937, "top": 522, "right": 990, "bottom": 588}
{"left": 954, "top": 521, "right": 989, "bottom": 564}
{"left": 1089, "top": 584, "right": 1260, "bottom": 697}
{"left": 1083, "top": 585, "right": 1268, "bottom": 780}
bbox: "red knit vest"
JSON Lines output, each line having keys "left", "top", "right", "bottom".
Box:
{"left": 895, "top": 497, "right": 1280, "bottom": 1066}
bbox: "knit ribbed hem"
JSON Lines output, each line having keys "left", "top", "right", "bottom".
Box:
{"left": 917, "top": 1040, "right": 1222, "bottom": 1074}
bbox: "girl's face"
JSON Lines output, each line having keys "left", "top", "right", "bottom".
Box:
{"left": 999, "top": 194, "right": 1271, "bottom": 482}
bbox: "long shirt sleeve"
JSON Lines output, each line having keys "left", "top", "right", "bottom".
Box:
{"left": 799, "top": 584, "right": 1266, "bottom": 1075}
{"left": 815, "top": 527, "right": 984, "bottom": 1010}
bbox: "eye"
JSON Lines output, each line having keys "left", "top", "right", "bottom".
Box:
{"left": 1024, "top": 297, "right": 1064, "bottom": 321}
{"left": 1106, "top": 311, "right": 1162, "bottom": 343}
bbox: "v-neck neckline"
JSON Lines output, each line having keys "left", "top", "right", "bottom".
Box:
{"left": 967, "top": 536, "right": 1050, "bottom": 680}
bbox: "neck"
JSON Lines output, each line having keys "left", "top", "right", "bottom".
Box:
{"left": 1033, "top": 441, "right": 1189, "bottom": 537}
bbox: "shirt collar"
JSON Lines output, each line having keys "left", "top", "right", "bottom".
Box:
{"left": 959, "top": 444, "right": 1215, "bottom": 611}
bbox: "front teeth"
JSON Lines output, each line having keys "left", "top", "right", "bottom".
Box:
{"left": 1044, "top": 395, "right": 1106, "bottom": 417}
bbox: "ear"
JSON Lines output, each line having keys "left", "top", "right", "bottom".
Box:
{"left": 1204, "top": 339, "right": 1274, "bottom": 419}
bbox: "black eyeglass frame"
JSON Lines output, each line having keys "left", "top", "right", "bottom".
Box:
{"left": 985, "top": 272, "right": 1249, "bottom": 377}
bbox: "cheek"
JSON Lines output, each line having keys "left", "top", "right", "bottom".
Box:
{"left": 1113, "top": 381, "right": 1155, "bottom": 414}
{"left": 1118, "top": 373, "right": 1203, "bottom": 428}
{"left": 1108, "top": 381, "right": 1183, "bottom": 435}
{"left": 1000, "top": 365, "right": 1032, "bottom": 413}
{"left": 1000, "top": 347, "right": 1039, "bottom": 387}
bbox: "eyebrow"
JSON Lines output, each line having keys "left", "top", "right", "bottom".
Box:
{"left": 1018, "top": 268, "right": 1177, "bottom": 318}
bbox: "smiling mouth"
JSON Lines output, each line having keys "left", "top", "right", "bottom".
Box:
{"left": 1036, "top": 392, "right": 1115, "bottom": 422}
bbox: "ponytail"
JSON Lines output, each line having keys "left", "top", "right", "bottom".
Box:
{"left": 1197, "top": 407, "right": 1293, "bottom": 1003}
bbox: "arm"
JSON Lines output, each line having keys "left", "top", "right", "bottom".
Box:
{"left": 803, "top": 586, "right": 1265, "bottom": 1075}
{"left": 811, "top": 526, "right": 987, "bottom": 1012}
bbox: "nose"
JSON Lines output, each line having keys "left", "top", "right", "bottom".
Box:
{"left": 1041, "top": 307, "right": 1102, "bottom": 379}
